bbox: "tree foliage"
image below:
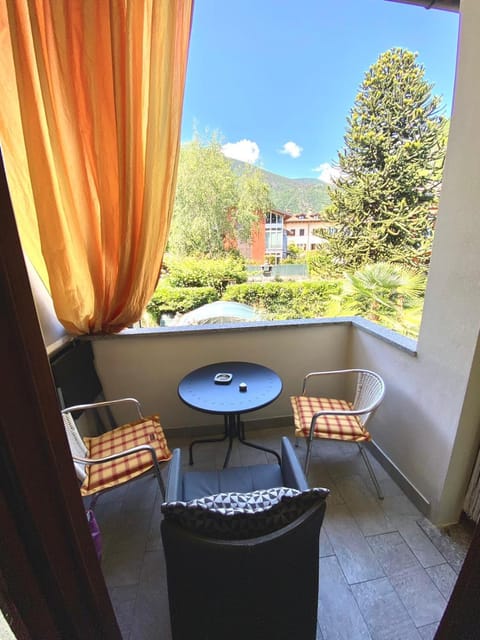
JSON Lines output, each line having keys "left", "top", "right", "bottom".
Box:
{"left": 326, "top": 262, "right": 426, "bottom": 337}
{"left": 322, "top": 48, "right": 448, "bottom": 270}
{"left": 168, "top": 133, "right": 272, "bottom": 257}
{"left": 147, "top": 284, "right": 218, "bottom": 322}
{"left": 306, "top": 249, "right": 343, "bottom": 278}
{"left": 223, "top": 280, "right": 341, "bottom": 320}
{"left": 164, "top": 255, "right": 247, "bottom": 293}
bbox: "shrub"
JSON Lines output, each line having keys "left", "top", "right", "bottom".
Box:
{"left": 147, "top": 285, "right": 218, "bottom": 322}
{"left": 222, "top": 280, "right": 341, "bottom": 320}
{"left": 306, "top": 249, "right": 341, "bottom": 278}
{"left": 326, "top": 262, "right": 426, "bottom": 338}
{"left": 283, "top": 244, "right": 304, "bottom": 263}
{"left": 165, "top": 256, "right": 247, "bottom": 293}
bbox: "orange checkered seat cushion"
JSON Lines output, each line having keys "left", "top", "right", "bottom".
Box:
{"left": 81, "top": 415, "right": 172, "bottom": 496}
{"left": 290, "top": 396, "right": 371, "bottom": 442}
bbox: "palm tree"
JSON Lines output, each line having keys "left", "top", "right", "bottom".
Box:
{"left": 326, "top": 262, "right": 426, "bottom": 338}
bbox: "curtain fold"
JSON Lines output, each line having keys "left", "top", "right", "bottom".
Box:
{"left": 0, "top": 0, "right": 193, "bottom": 334}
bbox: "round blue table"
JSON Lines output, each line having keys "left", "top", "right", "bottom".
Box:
{"left": 178, "top": 361, "right": 283, "bottom": 467}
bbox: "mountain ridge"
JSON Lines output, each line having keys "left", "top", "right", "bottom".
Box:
{"left": 230, "top": 159, "right": 331, "bottom": 214}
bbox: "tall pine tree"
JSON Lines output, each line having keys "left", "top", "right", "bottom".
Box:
{"left": 323, "top": 48, "right": 447, "bottom": 270}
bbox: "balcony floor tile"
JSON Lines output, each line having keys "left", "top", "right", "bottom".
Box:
{"left": 93, "top": 426, "right": 473, "bottom": 640}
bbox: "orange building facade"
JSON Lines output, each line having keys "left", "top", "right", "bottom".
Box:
{"left": 236, "top": 210, "right": 289, "bottom": 263}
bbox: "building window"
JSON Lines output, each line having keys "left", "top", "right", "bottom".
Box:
{"left": 299, "top": 228, "right": 305, "bottom": 236}
{"left": 266, "top": 212, "right": 282, "bottom": 226}
{"left": 290, "top": 229, "right": 296, "bottom": 236}
{"left": 266, "top": 228, "right": 283, "bottom": 251}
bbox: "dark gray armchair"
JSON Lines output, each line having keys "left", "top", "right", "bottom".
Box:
{"left": 161, "top": 437, "right": 329, "bottom": 640}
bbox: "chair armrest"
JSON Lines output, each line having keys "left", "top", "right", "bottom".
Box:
{"left": 280, "top": 437, "right": 309, "bottom": 491}
{"left": 73, "top": 443, "right": 160, "bottom": 465}
{"left": 164, "top": 448, "right": 182, "bottom": 502}
{"left": 62, "top": 397, "right": 144, "bottom": 419}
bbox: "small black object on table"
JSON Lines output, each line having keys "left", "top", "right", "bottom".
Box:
{"left": 177, "top": 361, "right": 283, "bottom": 468}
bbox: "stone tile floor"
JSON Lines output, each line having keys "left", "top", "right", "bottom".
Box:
{"left": 94, "top": 426, "right": 474, "bottom": 640}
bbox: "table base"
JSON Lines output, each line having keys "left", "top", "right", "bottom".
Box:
{"left": 189, "top": 414, "right": 281, "bottom": 468}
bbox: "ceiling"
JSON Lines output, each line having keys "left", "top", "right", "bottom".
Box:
{"left": 386, "top": 0, "right": 459, "bottom": 12}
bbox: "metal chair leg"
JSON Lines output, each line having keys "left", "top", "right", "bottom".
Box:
{"left": 154, "top": 466, "right": 166, "bottom": 500}
{"left": 358, "top": 444, "right": 384, "bottom": 500}
{"left": 304, "top": 439, "right": 313, "bottom": 475}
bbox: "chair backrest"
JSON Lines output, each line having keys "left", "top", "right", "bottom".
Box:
{"left": 50, "top": 340, "right": 103, "bottom": 410}
{"left": 62, "top": 411, "right": 88, "bottom": 482}
{"left": 161, "top": 499, "right": 326, "bottom": 640}
{"left": 353, "top": 369, "right": 385, "bottom": 426}
{"left": 50, "top": 339, "right": 114, "bottom": 433}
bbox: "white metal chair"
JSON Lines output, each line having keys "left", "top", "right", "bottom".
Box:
{"left": 62, "top": 398, "right": 171, "bottom": 500}
{"left": 290, "top": 369, "right": 385, "bottom": 499}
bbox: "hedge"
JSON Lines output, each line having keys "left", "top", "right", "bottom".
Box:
{"left": 165, "top": 256, "right": 247, "bottom": 292}
{"left": 146, "top": 285, "right": 218, "bottom": 322}
{"left": 222, "top": 280, "right": 341, "bottom": 320}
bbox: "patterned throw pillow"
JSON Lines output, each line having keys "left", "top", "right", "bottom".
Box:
{"left": 161, "top": 486, "right": 329, "bottom": 540}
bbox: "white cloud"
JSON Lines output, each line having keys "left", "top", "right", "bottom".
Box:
{"left": 280, "top": 141, "right": 303, "bottom": 159}
{"left": 222, "top": 139, "right": 260, "bottom": 164}
{"left": 314, "top": 162, "right": 341, "bottom": 184}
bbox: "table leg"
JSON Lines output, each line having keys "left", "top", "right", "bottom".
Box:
{"left": 189, "top": 413, "right": 282, "bottom": 468}
{"left": 222, "top": 414, "right": 240, "bottom": 469}
{"left": 189, "top": 417, "right": 228, "bottom": 465}
{"left": 238, "top": 418, "right": 281, "bottom": 464}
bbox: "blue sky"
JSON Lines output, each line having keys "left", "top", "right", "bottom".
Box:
{"left": 181, "top": 0, "right": 460, "bottom": 181}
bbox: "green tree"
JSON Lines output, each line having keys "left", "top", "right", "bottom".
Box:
{"left": 168, "top": 132, "right": 272, "bottom": 257}
{"left": 237, "top": 163, "right": 272, "bottom": 235}
{"left": 326, "top": 262, "right": 426, "bottom": 338}
{"left": 323, "top": 48, "right": 447, "bottom": 270}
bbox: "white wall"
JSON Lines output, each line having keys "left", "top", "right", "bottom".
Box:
{"left": 91, "top": 292, "right": 475, "bottom": 526}
{"left": 352, "top": 0, "right": 480, "bottom": 524}
{"left": 414, "top": 0, "right": 480, "bottom": 523}
{"left": 92, "top": 322, "right": 351, "bottom": 430}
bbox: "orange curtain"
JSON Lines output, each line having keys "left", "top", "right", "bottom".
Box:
{"left": 0, "top": 0, "right": 193, "bottom": 334}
